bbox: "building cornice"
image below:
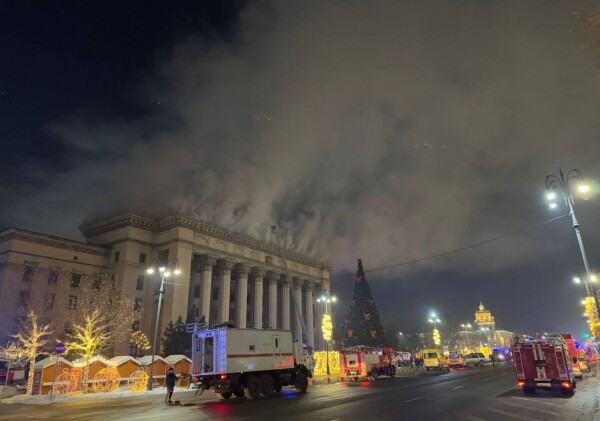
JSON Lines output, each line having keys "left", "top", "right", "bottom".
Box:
{"left": 0, "top": 228, "right": 110, "bottom": 257}
{"left": 80, "top": 213, "right": 331, "bottom": 271}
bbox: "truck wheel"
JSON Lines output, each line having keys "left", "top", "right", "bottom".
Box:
{"left": 221, "top": 392, "right": 232, "bottom": 399}
{"left": 371, "top": 368, "right": 378, "bottom": 380}
{"left": 233, "top": 387, "right": 245, "bottom": 398}
{"left": 523, "top": 387, "right": 535, "bottom": 394}
{"left": 561, "top": 387, "right": 574, "bottom": 396}
{"left": 274, "top": 381, "right": 283, "bottom": 393}
{"left": 295, "top": 372, "right": 308, "bottom": 392}
{"left": 246, "top": 375, "right": 261, "bottom": 399}
{"left": 479, "top": 361, "right": 484, "bottom": 366}
{"left": 260, "top": 374, "right": 275, "bottom": 397}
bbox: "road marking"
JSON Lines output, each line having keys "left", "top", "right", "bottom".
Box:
{"left": 481, "top": 378, "right": 489, "bottom": 381}
{"left": 506, "top": 399, "right": 561, "bottom": 413}
{"left": 502, "top": 373, "right": 507, "bottom": 376}
{"left": 512, "top": 396, "right": 563, "bottom": 407}
{"left": 453, "top": 385, "right": 464, "bottom": 389}
{"left": 405, "top": 397, "right": 422, "bottom": 403}
{"left": 488, "top": 407, "right": 535, "bottom": 420}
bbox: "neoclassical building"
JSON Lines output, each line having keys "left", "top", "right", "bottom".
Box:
{"left": 0, "top": 214, "right": 330, "bottom": 355}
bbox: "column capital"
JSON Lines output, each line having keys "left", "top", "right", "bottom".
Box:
{"left": 266, "top": 270, "right": 279, "bottom": 283}
{"left": 305, "top": 279, "right": 316, "bottom": 289}
{"left": 293, "top": 277, "right": 303, "bottom": 289}
{"left": 198, "top": 254, "right": 218, "bottom": 269}
{"left": 236, "top": 263, "right": 252, "bottom": 276}
{"left": 218, "top": 258, "right": 236, "bottom": 272}
{"left": 251, "top": 267, "right": 266, "bottom": 278}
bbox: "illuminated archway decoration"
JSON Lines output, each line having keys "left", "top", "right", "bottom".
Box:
{"left": 322, "top": 314, "right": 333, "bottom": 341}
{"left": 52, "top": 368, "right": 79, "bottom": 395}
{"left": 92, "top": 367, "right": 121, "bottom": 393}
{"left": 127, "top": 370, "right": 149, "bottom": 392}
{"left": 312, "top": 351, "right": 341, "bottom": 375}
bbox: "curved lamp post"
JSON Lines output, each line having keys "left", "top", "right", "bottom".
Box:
{"left": 545, "top": 169, "right": 600, "bottom": 324}
{"left": 146, "top": 257, "right": 180, "bottom": 390}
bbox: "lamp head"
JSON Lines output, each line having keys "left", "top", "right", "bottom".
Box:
{"left": 174, "top": 268, "right": 181, "bottom": 276}
{"left": 159, "top": 266, "right": 166, "bottom": 273}
{"left": 146, "top": 267, "right": 155, "bottom": 275}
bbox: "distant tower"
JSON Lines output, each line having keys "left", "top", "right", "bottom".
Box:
{"left": 474, "top": 301, "right": 496, "bottom": 330}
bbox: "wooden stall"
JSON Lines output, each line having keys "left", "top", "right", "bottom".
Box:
{"left": 33, "top": 357, "right": 73, "bottom": 395}
{"left": 139, "top": 355, "right": 168, "bottom": 386}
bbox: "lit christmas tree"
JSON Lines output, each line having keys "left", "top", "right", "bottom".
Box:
{"left": 342, "top": 259, "right": 387, "bottom": 347}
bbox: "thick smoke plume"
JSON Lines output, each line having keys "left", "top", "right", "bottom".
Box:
{"left": 5, "top": 1, "right": 600, "bottom": 275}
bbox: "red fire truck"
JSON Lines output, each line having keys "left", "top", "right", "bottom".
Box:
{"left": 513, "top": 334, "right": 576, "bottom": 395}
{"left": 340, "top": 346, "right": 396, "bottom": 381}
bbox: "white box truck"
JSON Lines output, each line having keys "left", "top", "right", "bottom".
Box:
{"left": 190, "top": 323, "right": 311, "bottom": 399}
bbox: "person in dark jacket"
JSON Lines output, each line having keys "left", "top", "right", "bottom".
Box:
{"left": 166, "top": 368, "right": 177, "bottom": 403}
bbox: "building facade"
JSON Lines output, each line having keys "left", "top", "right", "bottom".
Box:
{"left": 0, "top": 214, "right": 330, "bottom": 355}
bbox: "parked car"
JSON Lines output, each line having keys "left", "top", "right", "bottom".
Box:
{"left": 578, "top": 357, "right": 591, "bottom": 372}
{"left": 447, "top": 352, "right": 465, "bottom": 368}
{"left": 464, "top": 352, "right": 489, "bottom": 366}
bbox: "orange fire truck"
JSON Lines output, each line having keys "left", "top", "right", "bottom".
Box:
{"left": 340, "top": 346, "right": 396, "bottom": 381}
{"left": 513, "top": 334, "right": 576, "bottom": 395}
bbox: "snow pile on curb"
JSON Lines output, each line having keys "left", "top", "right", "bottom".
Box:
{"left": 0, "top": 385, "right": 18, "bottom": 398}
{"left": 1, "top": 386, "right": 191, "bottom": 405}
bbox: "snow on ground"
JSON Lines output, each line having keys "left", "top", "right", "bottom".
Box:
{"left": 0, "top": 386, "right": 192, "bottom": 405}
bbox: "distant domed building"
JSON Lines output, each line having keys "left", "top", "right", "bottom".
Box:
{"left": 474, "top": 301, "right": 496, "bottom": 330}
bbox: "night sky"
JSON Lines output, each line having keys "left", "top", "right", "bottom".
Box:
{"left": 3, "top": 1, "right": 600, "bottom": 342}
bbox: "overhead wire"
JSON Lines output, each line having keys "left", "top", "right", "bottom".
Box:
{"left": 330, "top": 213, "right": 570, "bottom": 279}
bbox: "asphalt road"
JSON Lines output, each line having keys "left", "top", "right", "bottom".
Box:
{"left": 0, "top": 365, "right": 595, "bottom": 421}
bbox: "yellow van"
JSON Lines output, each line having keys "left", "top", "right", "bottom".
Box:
{"left": 422, "top": 349, "right": 449, "bottom": 371}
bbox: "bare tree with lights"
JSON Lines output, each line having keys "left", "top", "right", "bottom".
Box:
{"left": 13, "top": 310, "right": 52, "bottom": 395}
{"left": 130, "top": 331, "right": 151, "bottom": 358}
{"left": 64, "top": 273, "right": 139, "bottom": 391}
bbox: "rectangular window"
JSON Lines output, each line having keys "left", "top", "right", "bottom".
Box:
{"left": 139, "top": 253, "right": 147, "bottom": 264}
{"left": 47, "top": 270, "right": 59, "bottom": 285}
{"left": 229, "top": 308, "right": 235, "bottom": 321}
{"left": 22, "top": 266, "right": 34, "bottom": 282}
{"left": 193, "top": 285, "right": 201, "bottom": 298}
{"left": 210, "top": 308, "right": 217, "bottom": 320}
{"left": 212, "top": 287, "right": 219, "bottom": 301}
{"left": 71, "top": 274, "right": 81, "bottom": 288}
{"left": 193, "top": 305, "right": 199, "bottom": 318}
{"left": 134, "top": 298, "right": 142, "bottom": 311}
{"left": 230, "top": 290, "right": 236, "bottom": 303}
{"left": 45, "top": 294, "right": 55, "bottom": 309}
{"left": 18, "top": 290, "right": 30, "bottom": 307}
{"left": 136, "top": 275, "right": 144, "bottom": 291}
{"left": 114, "top": 251, "right": 120, "bottom": 262}
{"left": 68, "top": 295, "right": 78, "bottom": 311}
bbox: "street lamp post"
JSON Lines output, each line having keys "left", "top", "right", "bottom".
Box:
{"left": 461, "top": 323, "right": 472, "bottom": 351}
{"left": 428, "top": 312, "right": 442, "bottom": 347}
{"left": 545, "top": 169, "right": 600, "bottom": 320}
{"left": 316, "top": 291, "right": 336, "bottom": 376}
{"left": 146, "top": 258, "right": 180, "bottom": 391}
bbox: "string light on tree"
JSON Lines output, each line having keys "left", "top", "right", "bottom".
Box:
{"left": 428, "top": 312, "right": 442, "bottom": 347}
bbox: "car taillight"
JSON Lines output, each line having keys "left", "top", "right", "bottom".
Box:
{"left": 562, "top": 382, "right": 572, "bottom": 389}
{"left": 220, "top": 374, "right": 228, "bottom": 380}
{"left": 517, "top": 381, "right": 525, "bottom": 388}
{"left": 458, "top": 359, "right": 463, "bottom": 364}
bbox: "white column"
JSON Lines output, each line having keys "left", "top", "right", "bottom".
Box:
{"left": 236, "top": 263, "right": 251, "bottom": 329}
{"left": 218, "top": 259, "right": 235, "bottom": 323}
{"left": 282, "top": 275, "right": 291, "bottom": 330}
{"left": 292, "top": 278, "right": 303, "bottom": 343}
{"left": 267, "top": 271, "right": 278, "bottom": 329}
{"left": 199, "top": 255, "right": 217, "bottom": 325}
{"left": 305, "top": 280, "right": 315, "bottom": 350}
{"left": 252, "top": 267, "right": 265, "bottom": 329}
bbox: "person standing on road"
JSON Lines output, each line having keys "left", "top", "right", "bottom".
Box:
{"left": 490, "top": 354, "right": 496, "bottom": 367}
{"left": 166, "top": 367, "right": 177, "bottom": 403}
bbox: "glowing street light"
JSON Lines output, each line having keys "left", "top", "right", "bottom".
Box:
{"left": 574, "top": 277, "right": 582, "bottom": 284}
{"left": 546, "top": 169, "right": 600, "bottom": 332}
{"left": 146, "top": 257, "right": 180, "bottom": 390}
{"left": 317, "top": 290, "right": 336, "bottom": 376}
